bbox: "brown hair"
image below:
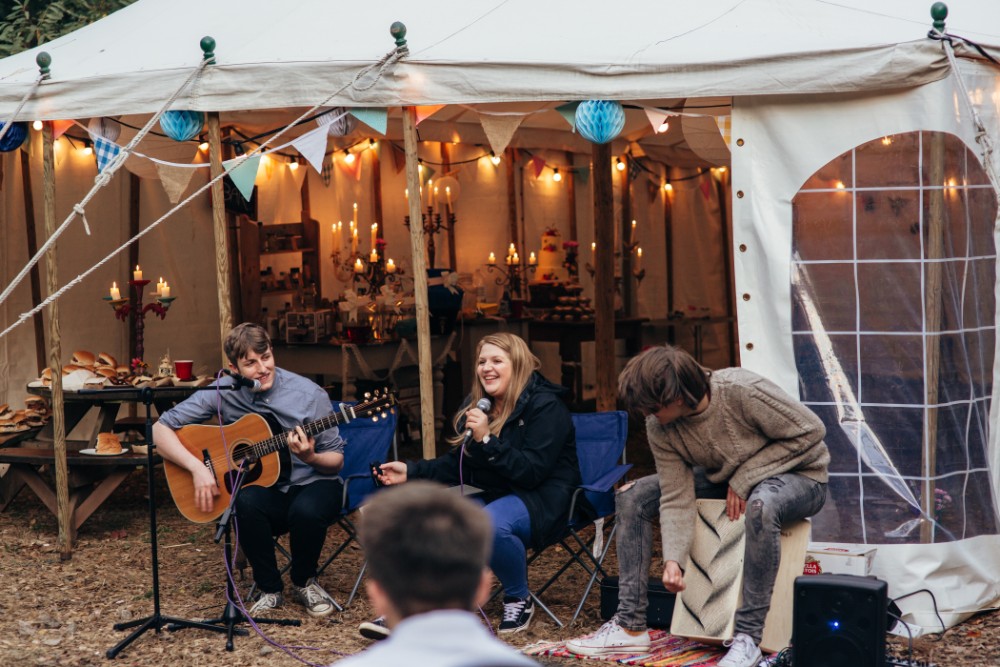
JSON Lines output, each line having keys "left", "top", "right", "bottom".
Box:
{"left": 223, "top": 322, "right": 272, "bottom": 367}
{"left": 617, "top": 344, "right": 712, "bottom": 416}
{"left": 360, "top": 481, "right": 492, "bottom": 618}
{"left": 448, "top": 333, "right": 540, "bottom": 445}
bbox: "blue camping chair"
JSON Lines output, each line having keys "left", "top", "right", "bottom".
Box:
{"left": 248, "top": 399, "right": 397, "bottom": 608}
{"left": 513, "top": 411, "right": 632, "bottom": 626}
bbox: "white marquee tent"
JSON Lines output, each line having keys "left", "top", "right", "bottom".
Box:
{"left": 2, "top": 0, "right": 1000, "bottom": 635}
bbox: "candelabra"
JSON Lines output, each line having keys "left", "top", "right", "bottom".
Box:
{"left": 104, "top": 280, "right": 175, "bottom": 362}
{"left": 404, "top": 205, "right": 456, "bottom": 268}
{"left": 485, "top": 258, "right": 536, "bottom": 299}
{"left": 584, "top": 239, "right": 643, "bottom": 285}
{"left": 349, "top": 246, "right": 403, "bottom": 295}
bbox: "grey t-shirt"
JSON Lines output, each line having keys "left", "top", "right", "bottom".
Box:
{"left": 158, "top": 367, "right": 343, "bottom": 490}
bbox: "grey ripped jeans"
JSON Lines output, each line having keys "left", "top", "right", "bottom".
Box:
{"left": 614, "top": 470, "right": 826, "bottom": 643}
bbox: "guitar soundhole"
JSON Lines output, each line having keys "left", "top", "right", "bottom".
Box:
{"left": 223, "top": 442, "right": 264, "bottom": 494}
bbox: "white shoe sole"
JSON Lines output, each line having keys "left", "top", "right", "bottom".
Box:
{"left": 565, "top": 642, "right": 651, "bottom": 657}
{"left": 497, "top": 608, "right": 534, "bottom": 634}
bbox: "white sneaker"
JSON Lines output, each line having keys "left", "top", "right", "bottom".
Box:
{"left": 565, "top": 619, "right": 651, "bottom": 656}
{"left": 248, "top": 590, "right": 284, "bottom": 615}
{"left": 292, "top": 578, "right": 335, "bottom": 618}
{"left": 718, "top": 632, "right": 763, "bottom": 667}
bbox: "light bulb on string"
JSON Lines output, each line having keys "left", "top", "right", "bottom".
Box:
{"left": 368, "top": 138, "right": 377, "bottom": 149}
{"left": 198, "top": 139, "right": 209, "bottom": 152}
{"left": 663, "top": 182, "right": 673, "bottom": 192}
{"left": 616, "top": 157, "right": 625, "bottom": 172}
{"left": 657, "top": 118, "right": 670, "bottom": 133}
{"left": 343, "top": 149, "right": 356, "bottom": 164}
{"left": 289, "top": 160, "right": 299, "bottom": 171}
{"left": 32, "top": 120, "right": 43, "bottom": 131}
{"left": 80, "top": 141, "right": 93, "bottom": 157}
{"left": 490, "top": 152, "right": 501, "bottom": 166}
{"left": 552, "top": 168, "right": 562, "bottom": 182}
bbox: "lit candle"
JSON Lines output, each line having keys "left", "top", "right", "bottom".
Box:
{"left": 426, "top": 180, "right": 434, "bottom": 208}
{"left": 433, "top": 186, "right": 439, "bottom": 208}
{"left": 591, "top": 241, "right": 596, "bottom": 256}
{"left": 133, "top": 265, "right": 143, "bottom": 281}
{"left": 512, "top": 252, "right": 520, "bottom": 265}
{"left": 386, "top": 258, "right": 397, "bottom": 273}
{"left": 446, "top": 186, "right": 452, "bottom": 207}
{"left": 630, "top": 219, "right": 637, "bottom": 245}
{"left": 404, "top": 188, "right": 409, "bottom": 201}
{"left": 488, "top": 252, "right": 496, "bottom": 266}
{"left": 109, "top": 282, "right": 121, "bottom": 300}
{"left": 160, "top": 282, "right": 171, "bottom": 298}
{"left": 370, "top": 248, "right": 379, "bottom": 263}
{"left": 352, "top": 226, "right": 358, "bottom": 254}
{"left": 636, "top": 247, "right": 642, "bottom": 270}
{"left": 508, "top": 243, "right": 516, "bottom": 257}
{"left": 528, "top": 252, "right": 537, "bottom": 266}
{"left": 371, "top": 222, "right": 378, "bottom": 250}
{"left": 354, "top": 258, "right": 364, "bottom": 273}
{"left": 353, "top": 202, "right": 358, "bottom": 228}
{"left": 157, "top": 276, "right": 165, "bottom": 293}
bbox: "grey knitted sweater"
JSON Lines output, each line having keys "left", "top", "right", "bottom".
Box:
{"left": 645, "top": 367, "right": 829, "bottom": 565}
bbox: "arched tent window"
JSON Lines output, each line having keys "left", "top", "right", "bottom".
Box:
{"left": 791, "top": 131, "right": 998, "bottom": 544}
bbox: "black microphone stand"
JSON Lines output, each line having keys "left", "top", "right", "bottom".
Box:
{"left": 182, "top": 466, "right": 300, "bottom": 650}
{"left": 107, "top": 385, "right": 232, "bottom": 658}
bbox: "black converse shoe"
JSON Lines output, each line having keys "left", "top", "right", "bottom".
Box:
{"left": 498, "top": 596, "right": 534, "bottom": 634}
{"left": 359, "top": 616, "right": 391, "bottom": 641}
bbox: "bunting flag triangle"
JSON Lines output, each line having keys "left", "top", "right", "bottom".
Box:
{"left": 92, "top": 135, "right": 121, "bottom": 173}
{"left": 700, "top": 176, "right": 713, "bottom": 201}
{"left": 414, "top": 105, "right": 445, "bottom": 126}
{"left": 644, "top": 108, "right": 672, "bottom": 135}
{"left": 646, "top": 178, "right": 659, "bottom": 205}
{"left": 714, "top": 115, "right": 732, "bottom": 149}
{"left": 556, "top": 102, "right": 580, "bottom": 131}
{"left": 480, "top": 114, "right": 523, "bottom": 156}
{"left": 52, "top": 119, "right": 74, "bottom": 139}
{"left": 291, "top": 125, "right": 329, "bottom": 174}
{"left": 223, "top": 154, "right": 262, "bottom": 201}
{"left": 419, "top": 165, "right": 436, "bottom": 187}
{"left": 155, "top": 161, "right": 197, "bottom": 204}
{"left": 574, "top": 166, "right": 589, "bottom": 185}
{"left": 390, "top": 141, "right": 407, "bottom": 174}
{"left": 349, "top": 108, "right": 388, "bottom": 136}
{"left": 530, "top": 156, "right": 546, "bottom": 179}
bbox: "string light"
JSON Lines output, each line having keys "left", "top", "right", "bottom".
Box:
{"left": 552, "top": 168, "right": 562, "bottom": 182}
{"left": 32, "top": 120, "right": 43, "bottom": 131}
{"left": 343, "top": 149, "right": 356, "bottom": 164}
{"left": 663, "top": 182, "right": 673, "bottom": 192}
{"left": 657, "top": 119, "right": 670, "bottom": 133}
{"left": 882, "top": 136, "right": 893, "bottom": 146}
{"left": 616, "top": 157, "right": 625, "bottom": 172}
{"left": 288, "top": 160, "right": 299, "bottom": 171}
{"left": 80, "top": 141, "right": 93, "bottom": 156}
{"left": 198, "top": 140, "right": 209, "bottom": 152}
{"left": 490, "top": 151, "right": 501, "bottom": 166}
{"left": 368, "top": 138, "right": 377, "bottom": 148}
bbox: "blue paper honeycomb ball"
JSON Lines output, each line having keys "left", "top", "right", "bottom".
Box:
{"left": 575, "top": 100, "right": 625, "bottom": 145}
{"left": 159, "top": 110, "right": 205, "bottom": 142}
{"left": 0, "top": 122, "right": 28, "bottom": 152}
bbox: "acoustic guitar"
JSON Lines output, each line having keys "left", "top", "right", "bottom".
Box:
{"left": 163, "top": 389, "right": 395, "bottom": 523}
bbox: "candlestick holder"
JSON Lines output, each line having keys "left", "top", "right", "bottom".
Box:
{"left": 404, "top": 205, "right": 457, "bottom": 268}
{"left": 104, "top": 280, "right": 175, "bottom": 362}
{"left": 485, "top": 260, "right": 536, "bottom": 299}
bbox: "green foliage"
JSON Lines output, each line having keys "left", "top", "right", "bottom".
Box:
{"left": 0, "top": 0, "right": 136, "bottom": 57}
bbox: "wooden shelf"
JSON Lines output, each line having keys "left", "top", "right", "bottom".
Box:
{"left": 261, "top": 247, "right": 316, "bottom": 256}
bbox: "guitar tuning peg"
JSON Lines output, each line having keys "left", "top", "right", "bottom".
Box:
{"left": 364, "top": 391, "right": 372, "bottom": 399}
{"left": 371, "top": 415, "right": 379, "bottom": 422}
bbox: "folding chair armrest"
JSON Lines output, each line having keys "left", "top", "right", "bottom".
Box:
{"left": 580, "top": 463, "right": 632, "bottom": 494}
{"left": 341, "top": 472, "right": 372, "bottom": 507}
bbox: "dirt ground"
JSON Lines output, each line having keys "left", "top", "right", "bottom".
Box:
{"left": 1, "top": 466, "right": 998, "bottom": 667}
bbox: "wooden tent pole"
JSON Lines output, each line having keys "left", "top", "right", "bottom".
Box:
{"left": 371, "top": 140, "right": 384, "bottom": 242}
{"left": 402, "top": 107, "right": 436, "bottom": 458}
{"left": 19, "top": 148, "right": 46, "bottom": 373}
{"left": 207, "top": 112, "right": 235, "bottom": 363}
{"left": 127, "top": 173, "right": 141, "bottom": 364}
{"left": 505, "top": 147, "right": 519, "bottom": 250}
{"left": 713, "top": 170, "right": 737, "bottom": 367}
{"left": 565, "top": 150, "right": 578, "bottom": 241}
{"left": 663, "top": 176, "right": 675, "bottom": 318}
{"left": 620, "top": 155, "right": 634, "bottom": 316}
{"left": 441, "top": 142, "right": 457, "bottom": 270}
{"left": 42, "top": 122, "right": 71, "bottom": 557}
{"left": 593, "top": 143, "right": 616, "bottom": 412}
{"left": 921, "top": 133, "right": 946, "bottom": 543}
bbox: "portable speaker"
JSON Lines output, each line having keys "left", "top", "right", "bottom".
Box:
{"left": 599, "top": 576, "right": 675, "bottom": 628}
{"left": 793, "top": 574, "right": 887, "bottom": 667}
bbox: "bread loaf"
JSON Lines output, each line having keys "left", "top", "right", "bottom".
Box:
{"left": 95, "top": 432, "right": 122, "bottom": 454}
{"left": 71, "top": 350, "right": 96, "bottom": 367}
{"left": 97, "top": 352, "right": 118, "bottom": 368}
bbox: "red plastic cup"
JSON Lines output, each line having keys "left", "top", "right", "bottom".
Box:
{"left": 174, "top": 360, "right": 194, "bottom": 380}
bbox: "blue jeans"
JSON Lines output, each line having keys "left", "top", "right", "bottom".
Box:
{"left": 483, "top": 494, "right": 532, "bottom": 599}
{"left": 614, "top": 471, "right": 826, "bottom": 643}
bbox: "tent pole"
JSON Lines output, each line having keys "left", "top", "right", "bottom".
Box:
{"left": 593, "top": 142, "right": 616, "bottom": 412}
{"left": 505, "top": 147, "right": 519, "bottom": 258}
{"left": 372, "top": 139, "right": 384, "bottom": 246}
{"left": 620, "top": 154, "right": 634, "bottom": 317}
{"left": 921, "top": 133, "right": 946, "bottom": 543}
{"left": 19, "top": 148, "right": 46, "bottom": 374}
{"left": 441, "top": 142, "right": 457, "bottom": 271}
{"left": 42, "top": 122, "right": 71, "bottom": 558}
{"left": 402, "top": 107, "right": 436, "bottom": 459}
{"left": 713, "top": 170, "right": 737, "bottom": 367}
{"left": 207, "top": 112, "right": 235, "bottom": 363}
{"left": 127, "top": 173, "right": 141, "bottom": 364}
{"left": 663, "top": 172, "right": 675, "bottom": 320}
{"left": 565, "top": 150, "right": 578, "bottom": 241}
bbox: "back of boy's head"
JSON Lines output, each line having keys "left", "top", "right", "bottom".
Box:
{"left": 360, "top": 481, "right": 492, "bottom": 618}
{"left": 617, "top": 344, "right": 711, "bottom": 415}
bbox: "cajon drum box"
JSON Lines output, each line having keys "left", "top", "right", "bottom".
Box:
{"left": 669, "top": 499, "right": 811, "bottom": 653}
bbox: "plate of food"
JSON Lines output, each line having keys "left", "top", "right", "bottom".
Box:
{"left": 81, "top": 433, "right": 129, "bottom": 456}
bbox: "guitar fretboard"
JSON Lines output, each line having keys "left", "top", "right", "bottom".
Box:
{"left": 235, "top": 404, "right": 357, "bottom": 464}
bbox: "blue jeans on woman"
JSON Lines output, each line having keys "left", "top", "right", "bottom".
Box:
{"left": 483, "top": 494, "right": 533, "bottom": 599}
{"left": 614, "top": 471, "right": 826, "bottom": 643}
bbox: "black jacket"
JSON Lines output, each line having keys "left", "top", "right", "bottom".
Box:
{"left": 407, "top": 372, "right": 584, "bottom": 549}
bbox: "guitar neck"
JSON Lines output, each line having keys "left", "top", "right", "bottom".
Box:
{"left": 251, "top": 405, "right": 355, "bottom": 460}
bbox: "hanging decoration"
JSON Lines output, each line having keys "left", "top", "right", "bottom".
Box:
{"left": 159, "top": 110, "right": 205, "bottom": 142}
{"left": 93, "top": 136, "right": 122, "bottom": 173}
{"left": 87, "top": 116, "right": 121, "bottom": 143}
{"left": 223, "top": 154, "right": 262, "bottom": 201}
{"left": 480, "top": 114, "right": 523, "bottom": 156}
{"left": 155, "top": 162, "right": 197, "bottom": 204}
{"left": 555, "top": 102, "right": 580, "bottom": 131}
{"left": 348, "top": 108, "right": 388, "bottom": 136}
{"left": 291, "top": 125, "right": 329, "bottom": 173}
{"left": 0, "top": 122, "right": 28, "bottom": 152}
{"left": 317, "top": 107, "right": 358, "bottom": 137}
{"left": 414, "top": 105, "right": 445, "bottom": 126}
{"left": 575, "top": 100, "right": 625, "bottom": 144}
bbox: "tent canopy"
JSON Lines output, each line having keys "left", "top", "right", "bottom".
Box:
{"left": 1, "top": 0, "right": 999, "bottom": 120}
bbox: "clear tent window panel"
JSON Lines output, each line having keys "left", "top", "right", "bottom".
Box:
{"left": 791, "top": 131, "right": 999, "bottom": 544}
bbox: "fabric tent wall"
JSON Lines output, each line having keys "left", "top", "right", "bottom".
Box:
{"left": 732, "top": 61, "right": 1000, "bottom": 633}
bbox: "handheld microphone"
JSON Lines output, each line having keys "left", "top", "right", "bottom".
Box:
{"left": 222, "top": 369, "right": 262, "bottom": 392}
{"left": 461, "top": 397, "right": 493, "bottom": 446}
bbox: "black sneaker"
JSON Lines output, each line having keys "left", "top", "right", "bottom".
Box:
{"left": 359, "top": 616, "right": 390, "bottom": 641}
{"left": 498, "top": 596, "right": 534, "bottom": 634}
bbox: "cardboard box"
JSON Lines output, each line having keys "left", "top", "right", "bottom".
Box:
{"left": 803, "top": 542, "right": 876, "bottom": 576}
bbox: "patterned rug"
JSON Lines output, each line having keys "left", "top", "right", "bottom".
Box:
{"left": 524, "top": 629, "right": 725, "bottom": 666}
